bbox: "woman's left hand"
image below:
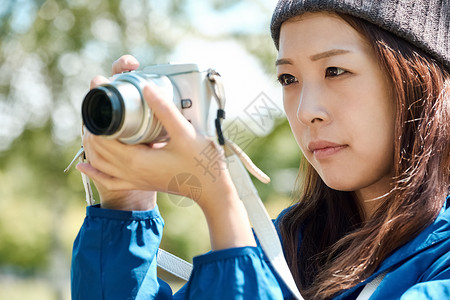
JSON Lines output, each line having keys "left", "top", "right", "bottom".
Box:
{"left": 78, "top": 80, "right": 257, "bottom": 250}
{"left": 77, "top": 83, "right": 235, "bottom": 211}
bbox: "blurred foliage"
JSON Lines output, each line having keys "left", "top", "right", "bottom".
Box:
{"left": 0, "top": 0, "right": 300, "bottom": 298}
{"left": 246, "top": 119, "right": 301, "bottom": 202}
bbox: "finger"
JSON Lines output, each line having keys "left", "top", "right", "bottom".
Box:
{"left": 112, "top": 55, "right": 140, "bottom": 75}
{"left": 90, "top": 75, "right": 110, "bottom": 90}
{"left": 143, "top": 84, "right": 195, "bottom": 140}
{"left": 81, "top": 130, "right": 100, "bottom": 162}
{"left": 82, "top": 131, "right": 114, "bottom": 168}
{"left": 82, "top": 141, "right": 116, "bottom": 177}
{"left": 76, "top": 163, "right": 134, "bottom": 191}
{"left": 84, "top": 132, "right": 157, "bottom": 183}
{"left": 82, "top": 133, "right": 131, "bottom": 176}
{"left": 84, "top": 132, "right": 134, "bottom": 163}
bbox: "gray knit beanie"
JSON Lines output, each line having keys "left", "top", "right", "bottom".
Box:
{"left": 271, "top": 0, "right": 450, "bottom": 71}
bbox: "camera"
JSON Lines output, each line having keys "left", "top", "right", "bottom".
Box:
{"left": 81, "top": 63, "right": 216, "bottom": 144}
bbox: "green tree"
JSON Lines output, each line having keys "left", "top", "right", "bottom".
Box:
{"left": 0, "top": 1, "right": 299, "bottom": 299}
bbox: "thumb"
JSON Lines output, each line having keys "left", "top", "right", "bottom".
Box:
{"left": 143, "top": 84, "right": 195, "bottom": 139}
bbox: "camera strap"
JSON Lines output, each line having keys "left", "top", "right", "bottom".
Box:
{"left": 224, "top": 145, "right": 303, "bottom": 300}
{"left": 160, "top": 71, "right": 303, "bottom": 299}
{"left": 210, "top": 72, "right": 304, "bottom": 299}
{"left": 64, "top": 127, "right": 95, "bottom": 206}
{"left": 65, "top": 70, "right": 303, "bottom": 299}
{"left": 155, "top": 146, "right": 303, "bottom": 300}
{"left": 206, "top": 69, "right": 227, "bottom": 146}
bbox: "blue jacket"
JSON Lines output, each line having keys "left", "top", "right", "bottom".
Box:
{"left": 71, "top": 196, "right": 450, "bottom": 299}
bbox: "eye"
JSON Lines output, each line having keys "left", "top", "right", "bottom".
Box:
{"left": 277, "top": 74, "right": 298, "bottom": 86}
{"left": 325, "top": 67, "right": 347, "bottom": 78}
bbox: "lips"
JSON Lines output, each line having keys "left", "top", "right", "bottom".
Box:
{"left": 308, "top": 140, "right": 347, "bottom": 159}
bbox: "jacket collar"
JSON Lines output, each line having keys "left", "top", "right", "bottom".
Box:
{"left": 377, "top": 195, "right": 450, "bottom": 273}
{"left": 339, "top": 195, "right": 450, "bottom": 297}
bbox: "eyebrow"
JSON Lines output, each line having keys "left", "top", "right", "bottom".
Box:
{"left": 310, "top": 49, "right": 351, "bottom": 61}
{"left": 275, "top": 49, "right": 351, "bottom": 66}
{"left": 275, "top": 58, "right": 293, "bottom": 66}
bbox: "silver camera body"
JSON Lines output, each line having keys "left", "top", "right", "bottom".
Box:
{"left": 82, "top": 63, "right": 215, "bottom": 144}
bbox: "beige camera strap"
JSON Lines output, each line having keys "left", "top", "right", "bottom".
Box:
{"left": 154, "top": 147, "right": 303, "bottom": 299}
{"left": 157, "top": 248, "right": 192, "bottom": 282}
{"left": 65, "top": 70, "right": 303, "bottom": 298}
{"left": 355, "top": 272, "right": 386, "bottom": 300}
{"left": 65, "top": 136, "right": 383, "bottom": 300}
{"left": 207, "top": 71, "right": 303, "bottom": 299}
{"left": 224, "top": 149, "right": 303, "bottom": 300}
{"left": 205, "top": 71, "right": 302, "bottom": 298}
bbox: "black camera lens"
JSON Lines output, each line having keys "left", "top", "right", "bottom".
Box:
{"left": 82, "top": 86, "right": 124, "bottom": 135}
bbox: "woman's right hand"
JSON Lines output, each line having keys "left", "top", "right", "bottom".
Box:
{"left": 79, "top": 55, "right": 256, "bottom": 250}
{"left": 81, "top": 55, "right": 157, "bottom": 211}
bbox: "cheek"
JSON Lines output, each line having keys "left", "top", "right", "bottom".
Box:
{"left": 347, "top": 97, "right": 395, "bottom": 181}
{"left": 369, "top": 117, "right": 395, "bottom": 171}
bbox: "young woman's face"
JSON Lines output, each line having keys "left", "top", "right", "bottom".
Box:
{"left": 277, "top": 13, "right": 395, "bottom": 201}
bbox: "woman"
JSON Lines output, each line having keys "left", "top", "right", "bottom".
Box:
{"left": 72, "top": 0, "right": 450, "bottom": 299}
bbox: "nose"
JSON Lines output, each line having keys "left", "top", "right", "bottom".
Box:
{"left": 297, "top": 84, "right": 330, "bottom": 125}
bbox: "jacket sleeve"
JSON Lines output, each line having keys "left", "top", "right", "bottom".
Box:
{"left": 183, "top": 247, "right": 285, "bottom": 299}
{"left": 71, "top": 205, "right": 286, "bottom": 300}
{"left": 71, "top": 205, "right": 172, "bottom": 300}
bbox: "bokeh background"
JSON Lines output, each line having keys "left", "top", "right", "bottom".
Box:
{"left": 0, "top": 0, "right": 301, "bottom": 299}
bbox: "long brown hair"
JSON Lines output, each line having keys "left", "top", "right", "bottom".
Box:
{"left": 279, "top": 13, "right": 450, "bottom": 299}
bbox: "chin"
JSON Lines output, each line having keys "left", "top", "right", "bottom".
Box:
{"left": 320, "top": 177, "right": 358, "bottom": 192}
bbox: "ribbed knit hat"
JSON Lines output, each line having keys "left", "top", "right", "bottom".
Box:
{"left": 271, "top": 0, "right": 450, "bottom": 71}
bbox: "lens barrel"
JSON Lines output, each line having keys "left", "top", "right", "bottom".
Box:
{"left": 82, "top": 86, "right": 124, "bottom": 135}
{"left": 81, "top": 71, "right": 180, "bottom": 144}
